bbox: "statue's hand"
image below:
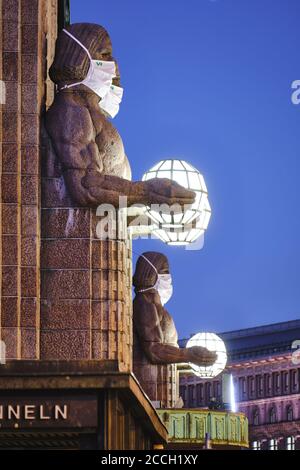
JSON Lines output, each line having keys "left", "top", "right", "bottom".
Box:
{"left": 80, "top": 172, "right": 196, "bottom": 208}
{"left": 142, "top": 178, "right": 196, "bottom": 207}
{"left": 186, "top": 346, "right": 217, "bottom": 367}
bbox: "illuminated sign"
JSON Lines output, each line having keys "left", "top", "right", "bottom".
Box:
{"left": 0, "top": 395, "right": 98, "bottom": 429}
{"left": 0, "top": 404, "right": 68, "bottom": 421}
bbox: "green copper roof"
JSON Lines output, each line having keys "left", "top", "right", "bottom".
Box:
{"left": 157, "top": 409, "right": 249, "bottom": 448}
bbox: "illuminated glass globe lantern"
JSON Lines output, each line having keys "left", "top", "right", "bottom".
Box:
{"left": 142, "top": 159, "right": 211, "bottom": 245}
{"left": 186, "top": 332, "right": 227, "bottom": 378}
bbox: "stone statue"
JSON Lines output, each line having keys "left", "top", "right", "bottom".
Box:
{"left": 44, "top": 23, "right": 194, "bottom": 209}
{"left": 133, "top": 252, "right": 216, "bottom": 366}
{"left": 132, "top": 251, "right": 216, "bottom": 406}
{"left": 40, "top": 23, "right": 194, "bottom": 364}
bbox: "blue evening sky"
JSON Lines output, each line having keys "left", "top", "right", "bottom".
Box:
{"left": 71, "top": 0, "right": 300, "bottom": 338}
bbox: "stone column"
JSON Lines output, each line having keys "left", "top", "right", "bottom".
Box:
{"left": 0, "top": 0, "right": 57, "bottom": 359}
{"left": 1, "top": 1, "right": 133, "bottom": 371}
{"left": 40, "top": 186, "right": 133, "bottom": 371}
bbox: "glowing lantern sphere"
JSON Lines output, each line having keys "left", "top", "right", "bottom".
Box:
{"left": 186, "top": 332, "right": 227, "bottom": 378}
{"left": 142, "top": 159, "right": 211, "bottom": 245}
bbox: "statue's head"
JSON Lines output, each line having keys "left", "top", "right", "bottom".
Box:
{"left": 133, "top": 252, "right": 169, "bottom": 291}
{"left": 49, "top": 23, "right": 120, "bottom": 86}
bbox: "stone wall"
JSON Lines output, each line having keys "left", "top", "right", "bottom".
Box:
{"left": 40, "top": 203, "right": 133, "bottom": 370}
{"left": 0, "top": 0, "right": 57, "bottom": 360}
{"left": 0, "top": 0, "right": 134, "bottom": 372}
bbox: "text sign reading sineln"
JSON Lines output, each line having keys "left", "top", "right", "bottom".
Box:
{"left": 0, "top": 395, "right": 98, "bottom": 429}
{"left": 0, "top": 403, "right": 68, "bottom": 421}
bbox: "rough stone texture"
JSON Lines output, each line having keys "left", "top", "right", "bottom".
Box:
{"left": 1, "top": 296, "right": 18, "bottom": 326}
{"left": 40, "top": 330, "right": 91, "bottom": 360}
{"left": 133, "top": 332, "right": 179, "bottom": 408}
{"left": 40, "top": 205, "right": 133, "bottom": 370}
{"left": 20, "top": 297, "right": 37, "bottom": 327}
{"left": 0, "top": 0, "right": 58, "bottom": 359}
{"left": 41, "top": 299, "right": 91, "bottom": 329}
{"left": 1, "top": 10, "right": 137, "bottom": 373}
{"left": 39, "top": 22, "right": 194, "bottom": 371}
{"left": 41, "top": 208, "right": 91, "bottom": 238}
{"left": 132, "top": 252, "right": 214, "bottom": 408}
{"left": 1, "top": 327, "right": 18, "bottom": 360}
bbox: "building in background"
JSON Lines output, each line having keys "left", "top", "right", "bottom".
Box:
{"left": 179, "top": 320, "right": 300, "bottom": 450}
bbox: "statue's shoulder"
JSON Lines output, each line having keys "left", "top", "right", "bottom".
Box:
{"left": 46, "top": 94, "right": 94, "bottom": 143}
{"left": 133, "top": 293, "right": 147, "bottom": 311}
{"left": 47, "top": 93, "right": 91, "bottom": 120}
{"left": 133, "top": 293, "right": 160, "bottom": 316}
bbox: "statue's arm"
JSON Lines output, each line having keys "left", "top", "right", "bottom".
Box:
{"left": 134, "top": 301, "right": 188, "bottom": 364}
{"left": 45, "top": 104, "right": 195, "bottom": 208}
{"left": 134, "top": 299, "right": 217, "bottom": 366}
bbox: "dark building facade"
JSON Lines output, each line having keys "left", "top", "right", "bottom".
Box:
{"left": 179, "top": 320, "right": 300, "bottom": 450}
{"left": 0, "top": 362, "right": 167, "bottom": 449}
{"left": 0, "top": 0, "right": 168, "bottom": 449}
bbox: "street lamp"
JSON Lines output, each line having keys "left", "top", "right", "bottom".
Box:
{"left": 186, "top": 332, "right": 227, "bottom": 378}
{"left": 142, "top": 159, "right": 211, "bottom": 245}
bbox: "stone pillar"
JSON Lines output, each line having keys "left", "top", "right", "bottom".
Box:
{"left": 1, "top": 1, "right": 133, "bottom": 371}
{"left": 0, "top": 0, "right": 57, "bottom": 360}
{"left": 40, "top": 180, "right": 133, "bottom": 371}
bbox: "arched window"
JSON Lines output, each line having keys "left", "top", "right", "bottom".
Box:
{"left": 253, "top": 408, "right": 260, "bottom": 426}
{"left": 188, "top": 385, "right": 194, "bottom": 407}
{"left": 196, "top": 383, "right": 203, "bottom": 405}
{"left": 206, "top": 382, "right": 212, "bottom": 400}
{"left": 252, "top": 440, "right": 261, "bottom": 450}
{"left": 269, "top": 438, "right": 277, "bottom": 450}
{"left": 269, "top": 407, "right": 277, "bottom": 424}
{"left": 286, "top": 436, "right": 295, "bottom": 450}
{"left": 286, "top": 405, "right": 293, "bottom": 422}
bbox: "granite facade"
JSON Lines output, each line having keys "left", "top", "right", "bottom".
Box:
{"left": 0, "top": 0, "right": 58, "bottom": 359}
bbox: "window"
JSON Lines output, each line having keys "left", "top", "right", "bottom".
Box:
{"left": 216, "top": 381, "right": 221, "bottom": 398}
{"left": 265, "top": 374, "right": 271, "bottom": 395}
{"left": 213, "top": 381, "right": 219, "bottom": 398}
{"left": 248, "top": 377, "right": 255, "bottom": 397}
{"left": 196, "top": 384, "right": 203, "bottom": 405}
{"left": 188, "top": 385, "right": 194, "bottom": 407}
{"left": 253, "top": 408, "right": 260, "bottom": 426}
{"left": 269, "top": 407, "right": 277, "bottom": 424}
{"left": 275, "top": 373, "right": 280, "bottom": 391}
{"left": 283, "top": 372, "right": 289, "bottom": 392}
{"left": 286, "top": 436, "right": 295, "bottom": 450}
{"left": 291, "top": 370, "right": 298, "bottom": 391}
{"left": 179, "top": 385, "right": 186, "bottom": 402}
{"left": 239, "top": 377, "right": 246, "bottom": 400}
{"left": 269, "top": 439, "right": 278, "bottom": 450}
{"left": 256, "top": 375, "right": 263, "bottom": 396}
{"left": 205, "top": 382, "right": 212, "bottom": 401}
{"left": 252, "top": 441, "right": 261, "bottom": 450}
{"left": 286, "top": 405, "right": 293, "bottom": 422}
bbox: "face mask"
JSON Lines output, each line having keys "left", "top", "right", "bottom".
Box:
{"left": 154, "top": 273, "right": 173, "bottom": 306}
{"left": 60, "top": 29, "right": 116, "bottom": 99}
{"left": 100, "top": 84, "right": 123, "bottom": 118}
{"left": 138, "top": 255, "right": 173, "bottom": 306}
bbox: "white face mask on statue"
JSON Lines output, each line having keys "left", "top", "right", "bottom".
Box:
{"left": 60, "top": 29, "right": 116, "bottom": 99}
{"left": 154, "top": 273, "right": 173, "bottom": 306}
{"left": 100, "top": 84, "right": 123, "bottom": 118}
{"left": 138, "top": 255, "right": 173, "bottom": 306}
